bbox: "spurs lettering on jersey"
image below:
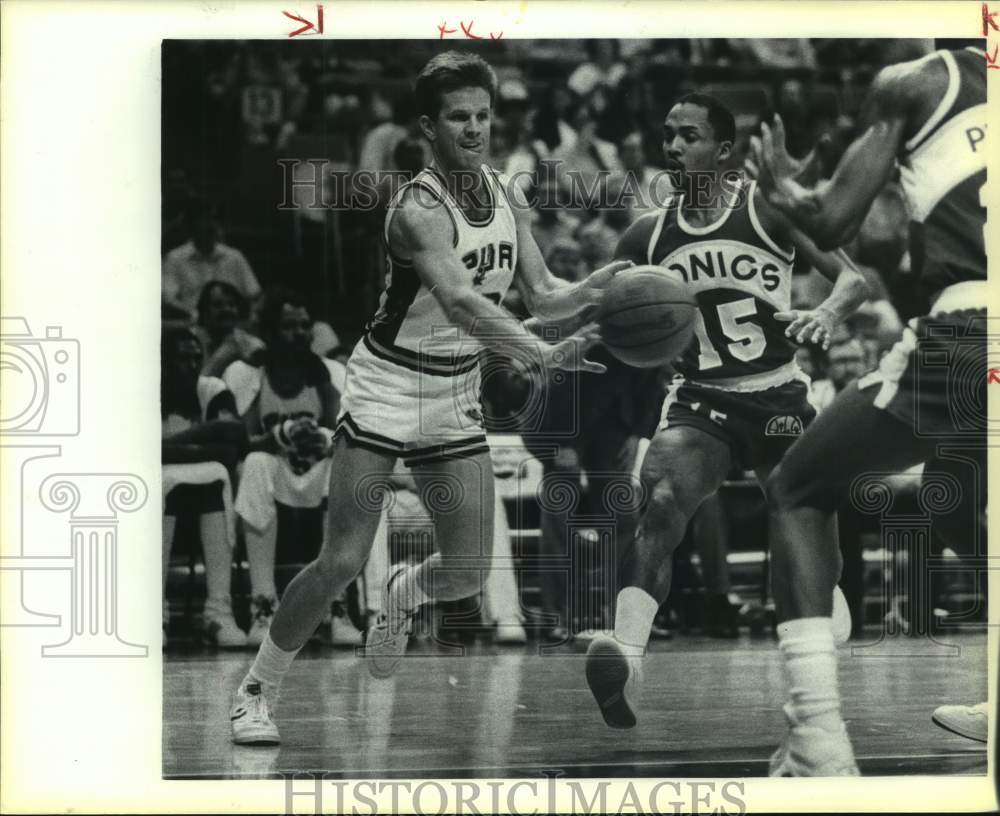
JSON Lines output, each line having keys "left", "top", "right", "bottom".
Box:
{"left": 366, "top": 166, "right": 518, "bottom": 372}
{"left": 647, "top": 179, "right": 797, "bottom": 385}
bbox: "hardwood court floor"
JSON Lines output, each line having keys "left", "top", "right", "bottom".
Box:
{"left": 163, "top": 632, "right": 988, "bottom": 779}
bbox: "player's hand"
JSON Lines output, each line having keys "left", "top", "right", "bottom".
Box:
{"left": 775, "top": 308, "right": 836, "bottom": 349}
{"left": 577, "top": 259, "right": 634, "bottom": 307}
{"left": 541, "top": 322, "right": 606, "bottom": 374}
{"left": 755, "top": 115, "right": 826, "bottom": 198}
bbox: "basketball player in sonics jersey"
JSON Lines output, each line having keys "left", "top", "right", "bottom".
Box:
{"left": 230, "top": 51, "right": 628, "bottom": 745}
{"left": 752, "top": 40, "right": 987, "bottom": 773}
{"left": 584, "top": 93, "right": 869, "bottom": 730}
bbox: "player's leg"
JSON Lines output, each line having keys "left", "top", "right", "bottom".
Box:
{"left": 587, "top": 424, "right": 732, "bottom": 728}
{"left": 232, "top": 437, "right": 396, "bottom": 744}
{"left": 365, "top": 451, "right": 495, "bottom": 677}
{"left": 764, "top": 383, "right": 937, "bottom": 775}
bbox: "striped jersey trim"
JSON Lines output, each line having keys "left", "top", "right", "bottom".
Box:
{"left": 428, "top": 167, "right": 496, "bottom": 228}
{"left": 363, "top": 333, "right": 481, "bottom": 376}
{"left": 747, "top": 180, "right": 795, "bottom": 264}
{"left": 904, "top": 49, "right": 960, "bottom": 154}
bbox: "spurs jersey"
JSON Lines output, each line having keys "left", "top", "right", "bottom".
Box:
{"left": 365, "top": 166, "right": 518, "bottom": 375}
{"left": 646, "top": 179, "right": 798, "bottom": 387}
{"left": 899, "top": 47, "right": 987, "bottom": 304}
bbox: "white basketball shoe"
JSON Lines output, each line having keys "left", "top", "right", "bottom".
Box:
{"left": 230, "top": 679, "right": 280, "bottom": 745}
{"left": 931, "top": 702, "right": 988, "bottom": 742}
{"left": 364, "top": 564, "right": 417, "bottom": 679}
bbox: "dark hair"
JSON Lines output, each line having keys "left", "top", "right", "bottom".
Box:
{"left": 256, "top": 286, "right": 310, "bottom": 341}
{"left": 196, "top": 280, "right": 250, "bottom": 325}
{"left": 674, "top": 92, "right": 736, "bottom": 146}
{"left": 414, "top": 51, "right": 498, "bottom": 119}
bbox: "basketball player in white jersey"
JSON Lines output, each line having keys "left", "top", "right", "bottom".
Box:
{"left": 583, "top": 94, "right": 868, "bottom": 732}
{"left": 231, "top": 51, "right": 628, "bottom": 745}
{"left": 754, "top": 40, "right": 987, "bottom": 773}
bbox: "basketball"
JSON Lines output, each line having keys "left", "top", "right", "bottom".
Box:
{"left": 597, "top": 266, "right": 696, "bottom": 368}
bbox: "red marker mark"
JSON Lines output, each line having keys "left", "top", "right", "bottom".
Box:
{"left": 986, "top": 44, "right": 1000, "bottom": 69}
{"left": 284, "top": 5, "right": 324, "bottom": 37}
{"left": 460, "top": 20, "right": 483, "bottom": 40}
{"left": 984, "top": 3, "right": 999, "bottom": 35}
{"left": 436, "top": 20, "right": 503, "bottom": 40}
{"left": 987, "top": 368, "right": 1000, "bottom": 384}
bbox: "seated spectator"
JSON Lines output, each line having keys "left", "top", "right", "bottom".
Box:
{"left": 551, "top": 101, "right": 622, "bottom": 202}
{"left": 545, "top": 239, "right": 586, "bottom": 284}
{"left": 224, "top": 287, "right": 345, "bottom": 646}
{"left": 162, "top": 199, "right": 262, "bottom": 322}
{"left": 567, "top": 39, "right": 627, "bottom": 98}
{"left": 161, "top": 328, "right": 248, "bottom": 647}
{"left": 193, "top": 280, "right": 266, "bottom": 377}
{"left": 612, "top": 131, "right": 673, "bottom": 223}
{"left": 531, "top": 175, "right": 582, "bottom": 258}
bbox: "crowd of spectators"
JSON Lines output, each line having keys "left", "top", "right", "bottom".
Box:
{"left": 162, "top": 38, "right": 931, "bottom": 648}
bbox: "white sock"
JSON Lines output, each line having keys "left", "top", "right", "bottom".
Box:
{"left": 391, "top": 563, "right": 432, "bottom": 615}
{"left": 245, "top": 633, "right": 301, "bottom": 699}
{"left": 777, "top": 617, "right": 843, "bottom": 732}
{"left": 613, "top": 587, "right": 660, "bottom": 656}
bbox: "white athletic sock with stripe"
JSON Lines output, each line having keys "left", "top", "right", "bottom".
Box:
{"left": 777, "top": 617, "right": 844, "bottom": 732}
{"left": 613, "top": 586, "right": 660, "bottom": 657}
{"left": 245, "top": 633, "right": 301, "bottom": 701}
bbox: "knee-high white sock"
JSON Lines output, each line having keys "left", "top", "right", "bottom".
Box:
{"left": 613, "top": 587, "right": 660, "bottom": 656}
{"left": 245, "top": 633, "right": 301, "bottom": 700}
{"left": 777, "top": 617, "right": 843, "bottom": 732}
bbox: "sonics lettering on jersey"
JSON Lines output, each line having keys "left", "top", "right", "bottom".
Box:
{"left": 463, "top": 241, "right": 515, "bottom": 285}
{"left": 656, "top": 241, "right": 790, "bottom": 306}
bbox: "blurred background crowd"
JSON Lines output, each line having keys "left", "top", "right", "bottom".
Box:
{"left": 161, "top": 38, "right": 980, "bottom": 651}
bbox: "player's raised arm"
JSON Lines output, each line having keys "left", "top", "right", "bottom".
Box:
{"left": 757, "top": 191, "right": 870, "bottom": 350}
{"left": 755, "top": 63, "right": 917, "bottom": 250}
{"left": 506, "top": 179, "right": 632, "bottom": 322}
{"left": 390, "top": 187, "right": 606, "bottom": 373}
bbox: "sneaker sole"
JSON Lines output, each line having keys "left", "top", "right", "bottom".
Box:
{"left": 931, "top": 712, "right": 988, "bottom": 743}
{"left": 232, "top": 729, "right": 281, "bottom": 746}
{"left": 585, "top": 640, "right": 636, "bottom": 729}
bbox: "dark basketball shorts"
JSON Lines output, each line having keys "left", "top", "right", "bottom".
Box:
{"left": 657, "top": 374, "right": 817, "bottom": 470}
{"left": 855, "top": 308, "right": 987, "bottom": 437}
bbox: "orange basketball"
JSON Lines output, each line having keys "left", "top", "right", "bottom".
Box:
{"left": 597, "top": 266, "right": 696, "bottom": 368}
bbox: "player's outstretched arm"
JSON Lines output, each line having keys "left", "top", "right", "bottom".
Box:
{"left": 755, "top": 63, "right": 917, "bottom": 250}
{"left": 506, "top": 178, "right": 632, "bottom": 322}
{"left": 391, "top": 188, "right": 605, "bottom": 373}
{"left": 760, "top": 193, "right": 870, "bottom": 349}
